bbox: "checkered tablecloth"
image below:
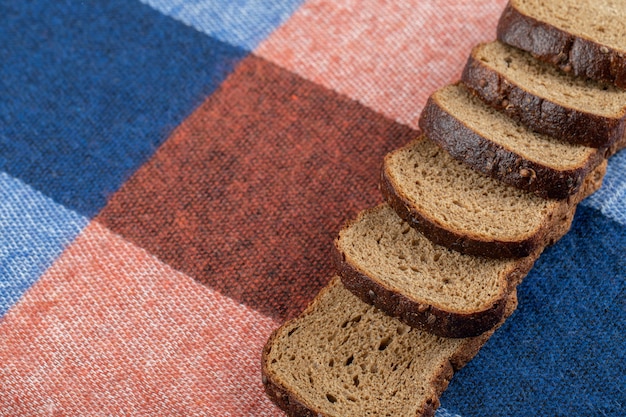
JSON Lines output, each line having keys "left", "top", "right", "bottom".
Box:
{"left": 1, "top": 1, "right": 624, "bottom": 416}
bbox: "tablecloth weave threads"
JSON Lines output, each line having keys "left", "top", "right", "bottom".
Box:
{"left": 0, "top": 0, "right": 624, "bottom": 416}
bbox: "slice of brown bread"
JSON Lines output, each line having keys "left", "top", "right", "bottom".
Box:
{"left": 381, "top": 136, "right": 606, "bottom": 259}
{"left": 419, "top": 83, "right": 604, "bottom": 199}
{"left": 333, "top": 204, "right": 536, "bottom": 338}
{"left": 262, "top": 276, "right": 518, "bottom": 417}
{"left": 462, "top": 41, "right": 626, "bottom": 148}
{"left": 497, "top": 0, "right": 626, "bottom": 88}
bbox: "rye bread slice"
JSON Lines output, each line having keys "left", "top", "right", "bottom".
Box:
{"left": 333, "top": 204, "right": 536, "bottom": 338}
{"left": 497, "top": 0, "right": 626, "bottom": 89}
{"left": 262, "top": 276, "right": 518, "bottom": 417}
{"left": 420, "top": 83, "right": 604, "bottom": 199}
{"left": 462, "top": 41, "right": 626, "bottom": 148}
{"left": 381, "top": 136, "right": 606, "bottom": 259}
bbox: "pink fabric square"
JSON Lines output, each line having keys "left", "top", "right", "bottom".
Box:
{"left": 0, "top": 222, "right": 281, "bottom": 416}
{"left": 256, "top": 0, "right": 507, "bottom": 129}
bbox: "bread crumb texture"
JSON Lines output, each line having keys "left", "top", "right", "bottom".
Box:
{"left": 512, "top": 0, "right": 626, "bottom": 50}
{"left": 338, "top": 205, "right": 512, "bottom": 312}
{"left": 265, "top": 279, "right": 467, "bottom": 417}
{"left": 433, "top": 84, "right": 596, "bottom": 168}
{"left": 475, "top": 42, "right": 626, "bottom": 116}
{"left": 385, "top": 138, "right": 556, "bottom": 239}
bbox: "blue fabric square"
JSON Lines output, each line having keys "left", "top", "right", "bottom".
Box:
{"left": 440, "top": 205, "right": 625, "bottom": 417}
{"left": 0, "top": 172, "right": 87, "bottom": 318}
{"left": 140, "top": 0, "right": 305, "bottom": 51}
{"left": 0, "top": 0, "right": 247, "bottom": 217}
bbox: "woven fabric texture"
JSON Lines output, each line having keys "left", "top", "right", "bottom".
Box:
{"left": 0, "top": 1, "right": 624, "bottom": 416}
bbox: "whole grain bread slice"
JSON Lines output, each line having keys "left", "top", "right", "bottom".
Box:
{"left": 381, "top": 136, "right": 606, "bottom": 259}
{"left": 497, "top": 0, "right": 626, "bottom": 89}
{"left": 462, "top": 41, "right": 626, "bottom": 148}
{"left": 420, "top": 83, "right": 604, "bottom": 199}
{"left": 262, "top": 276, "right": 517, "bottom": 417}
{"left": 333, "top": 204, "right": 536, "bottom": 338}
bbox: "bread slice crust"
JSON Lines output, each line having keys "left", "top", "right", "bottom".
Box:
{"left": 462, "top": 41, "right": 626, "bottom": 148}
{"left": 419, "top": 84, "right": 604, "bottom": 199}
{"left": 334, "top": 250, "right": 507, "bottom": 339}
{"left": 333, "top": 205, "right": 536, "bottom": 338}
{"left": 381, "top": 137, "right": 606, "bottom": 259}
{"left": 262, "top": 277, "right": 515, "bottom": 417}
{"left": 497, "top": 1, "right": 626, "bottom": 89}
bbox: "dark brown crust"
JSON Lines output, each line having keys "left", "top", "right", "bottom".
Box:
{"left": 334, "top": 247, "right": 500, "bottom": 338}
{"left": 497, "top": 2, "right": 626, "bottom": 89}
{"left": 607, "top": 129, "right": 626, "bottom": 158}
{"left": 380, "top": 139, "right": 606, "bottom": 259}
{"left": 261, "top": 277, "right": 506, "bottom": 417}
{"left": 333, "top": 224, "right": 536, "bottom": 337}
{"left": 381, "top": 160, "right": 537, "bottom": 258}
{"left": 419, "top": 90, "right": 604, "bottom": 199}
{"left": 262, "top": 370, "right": 321, "bottom": 417}
{"left": 461, "top": 43, "right": 626, "bottom": 148}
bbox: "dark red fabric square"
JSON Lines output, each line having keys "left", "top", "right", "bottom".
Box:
{"left": 97, "top": 55, "right": 416, "bottom": 319}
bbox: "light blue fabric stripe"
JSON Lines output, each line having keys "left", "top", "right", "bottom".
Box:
{"left": 138, "top": 0, "right": 304, "bottom": 50}
{"left": 0, "top": 172, "right": 87, "bottom": 318}
{"left": 582, "top": 149, "right": 626, "bottom": 225}
{"left": 436, "top": 408, "right": 463, "bottom": 417}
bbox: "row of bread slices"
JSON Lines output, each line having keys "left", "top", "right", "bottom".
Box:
{"left": 262, "top": 1, "right": 626, "bottom": 416}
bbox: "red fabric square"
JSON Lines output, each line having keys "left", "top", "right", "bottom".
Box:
{"left": 97, "top": 55, "right": 416, "bottom": 319}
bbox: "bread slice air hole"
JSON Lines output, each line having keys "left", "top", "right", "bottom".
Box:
{"left": 378, "top": 336, "right": 392, "bottom": 351}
